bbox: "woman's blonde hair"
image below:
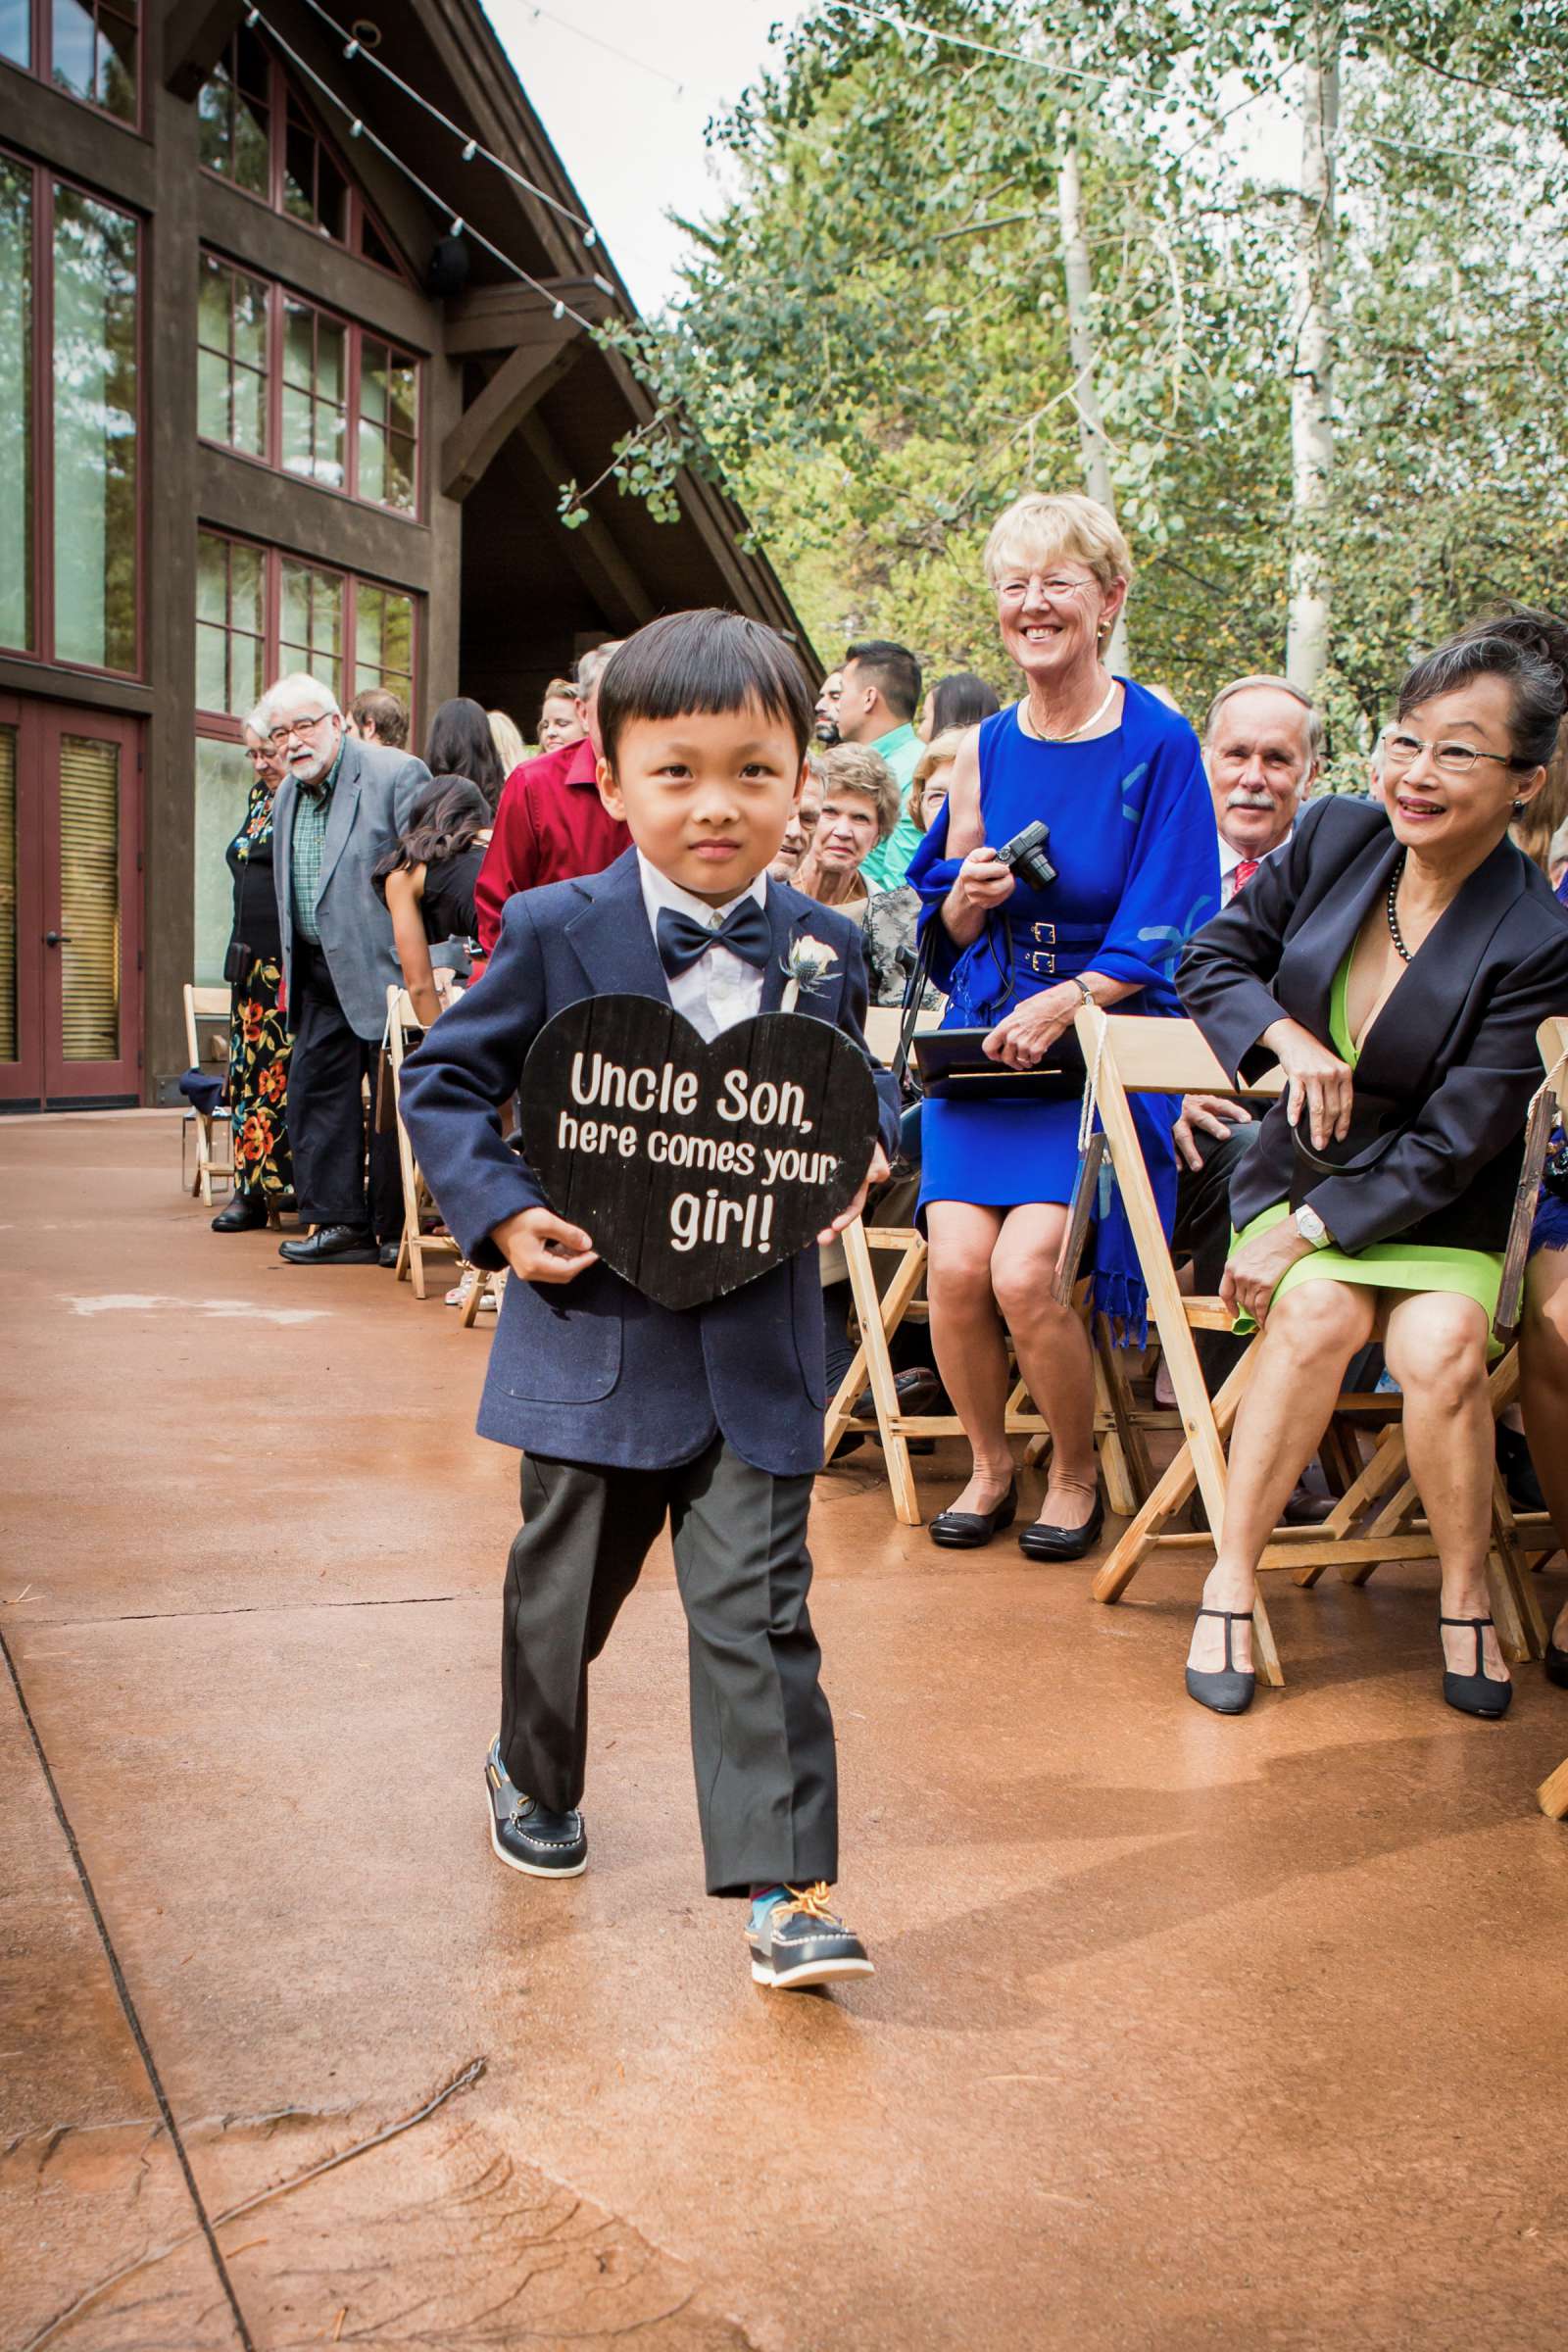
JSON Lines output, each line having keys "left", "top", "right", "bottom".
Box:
{"left": 540, "top": 676, "right": 579, "bottom": 710}
{"left": 983, "top": 491, "right": 1134, "bottom": 595}
{"left": 819, "top": 741, "right": 903, "bottom": 841}
{"left": 911, "top": 727, "right": 966, "bottom": 830}
{"left": 487, "top": 709, "right": 525, "bottom": 773}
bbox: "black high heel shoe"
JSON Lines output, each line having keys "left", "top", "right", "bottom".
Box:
{"left": 929, "top": 1479, "right": 1017, "bottom": 1550}
{"left": 1440, "top": 1615, "right": 1513, "bottom": 1718}
{"left": 1185, "top": 1607, "right": 1255, "bottom": 1715}
{"left": 1018, "top": 1479, "right": 1104, "bottom": 1562}
{"left": 1543, "top": 1634, "right": 1568, "bottom": 1690}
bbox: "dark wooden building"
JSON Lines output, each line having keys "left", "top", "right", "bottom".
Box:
{"left": 0, "top": 0, "right": 808, "bottom": 1106}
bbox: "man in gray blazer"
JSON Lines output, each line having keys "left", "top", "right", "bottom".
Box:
{"left": 265, "top": 673, "right": 429, "bottom": 1263}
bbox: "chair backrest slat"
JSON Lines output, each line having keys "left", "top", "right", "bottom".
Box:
{"left": 1089, "top": 1014, "right": 1285, "bottom": 1099}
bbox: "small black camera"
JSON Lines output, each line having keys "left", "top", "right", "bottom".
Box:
{"left": 994, "top": 818, "right": 1057, "bottom": 893}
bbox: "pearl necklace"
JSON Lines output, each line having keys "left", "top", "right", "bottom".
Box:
{"left": 1386, "top": 852, "right": 1413, "bottom": 963}
{"left": 1019, "top": 673, "right": 1119, "bottom": 745}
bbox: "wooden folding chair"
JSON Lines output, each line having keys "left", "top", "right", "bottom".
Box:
{"left": 181, "top": 983, "right": 233, "bottom": 1206}
{"left": 827, "top": 1001, "right": 1140, "bottom": 1526}
{"left": 1540, "top": 1754, "right": 1568, "bottom": 1820}
{"left": 1080, "top": 1005, "right": 1560, "bottom": 1682}
{"left": 385, "top": 987, "right": 466, "bottom": 1300}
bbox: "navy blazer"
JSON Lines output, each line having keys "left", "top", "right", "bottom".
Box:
{"left": 398, "top": 850, "right": 902, "bottom": 1476}
{"left": 1178, "top": 796, "right": 1568, "bottom": 1252}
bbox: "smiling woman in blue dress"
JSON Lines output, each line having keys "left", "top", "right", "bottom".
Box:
{"left": 906, "top": 494, "right": 1219, "bottom": 1557}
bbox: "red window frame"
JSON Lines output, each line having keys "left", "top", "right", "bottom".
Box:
{"left": 193, "top": 528, "right": 420, "bottom": 742}
{"left": 197, "top": 28, "right": 405, "bottom": 278}
{"left": 1, "top": 0, "right": 141, "bottom": 132}
{"left": 196, "top": 249, "right": 422, "bottom": 518}
{"left": 0, "top": 143, "right": 144, "bottom": 682}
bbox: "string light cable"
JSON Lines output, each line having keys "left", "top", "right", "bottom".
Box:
{"left": 294, "top": 0, "right": 602, "bottom": 242}
{"left": 521, "top": 0, "right": 688, "bottom": 97}
{"left": 245, "top": 6, "right": 609, "bottom": 332}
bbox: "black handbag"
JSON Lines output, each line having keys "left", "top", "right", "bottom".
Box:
{"left": 893, "top": 914, "right": 1084, "bottom": 1102}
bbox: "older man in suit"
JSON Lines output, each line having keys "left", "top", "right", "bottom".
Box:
{"left": 266, "top": 672, "right": 429, "bottom": 1264}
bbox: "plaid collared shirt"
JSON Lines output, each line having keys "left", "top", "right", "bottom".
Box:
{"left": 290, "top": 747, "right": 344, "bottom": 945}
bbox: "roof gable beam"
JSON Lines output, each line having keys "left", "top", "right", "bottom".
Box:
{"left": 443, "top": 279, "right": 614, "bottom": 356}
{"left": 441, "top": 332, "right": 581, "bottom": 502}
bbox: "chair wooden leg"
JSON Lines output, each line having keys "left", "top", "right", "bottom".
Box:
{"left": 408, "top": 1236, "right": 427, "bottom": 1300}
{"left": 1538, "top": 1754, "right": 1568, "bottom": 1820}
{"left": 1490, "top": 1473, "right": 1546, "bottom": 1658}
{"left": 1091, "top": 1348, "right": 1255, "bottom": 1600}
{"left": 460, "top": 1266, "right": 491, "bottom": 1326}
{"left": 1095, "top": 1315, "right": 1152, "bottom": 1512}
{"left": 844, "top": 1219, "right": 922, "bottom": 1527}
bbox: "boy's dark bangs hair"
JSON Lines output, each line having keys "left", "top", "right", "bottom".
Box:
{"left": 597, "top": 610, "right": 814, "bottom": 766}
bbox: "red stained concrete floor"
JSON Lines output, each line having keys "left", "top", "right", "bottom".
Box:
{"left": 3, "top": 1110, "right": 1568, "bottom": 2352}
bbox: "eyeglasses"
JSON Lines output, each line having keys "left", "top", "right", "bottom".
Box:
{"left": 267, "top": 711, "right": 335, "bottom": 747}
{"left": 1381, "top": 728, "right": 1528, "bottom": 779}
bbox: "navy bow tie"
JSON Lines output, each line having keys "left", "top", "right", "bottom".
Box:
{"left": 656, "top": 897, "right": 772, "bottom": 979}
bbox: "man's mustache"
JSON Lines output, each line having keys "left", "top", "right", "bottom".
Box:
{"left": 1226, "top": 787, "right": 1278, "bottom": 810}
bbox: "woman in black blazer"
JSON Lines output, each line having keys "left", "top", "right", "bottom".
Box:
{"left": 1176, "top": 627, "right": 1568, "bottom": 1719}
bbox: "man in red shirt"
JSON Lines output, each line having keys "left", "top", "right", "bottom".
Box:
{"left": 474, "top": 642, "right": 629, "bottom": 954}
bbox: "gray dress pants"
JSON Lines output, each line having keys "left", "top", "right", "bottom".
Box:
{"left": 500, "top": 1437, "right": 838, "bottom": 1897}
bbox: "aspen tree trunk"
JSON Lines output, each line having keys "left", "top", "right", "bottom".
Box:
{"left": 1285, "top": 14, "right": 1339, "bottom": 695}
{"left": 1057, "top": 120, "right": 1130, "bottom": 672}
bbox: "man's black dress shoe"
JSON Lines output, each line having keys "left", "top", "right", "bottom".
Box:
{"left": 929, "top": 1479, "right": 1017, "bottom": 1549}
{"left": 377, "top": 1243, "right": 400, "bottom": 1268}
{"left": 278, "top": 1224, "right": 379, "bottom": 1265}
{"left": 1018, "top": 1483, "right": 1104, "bottom": 1562}
{"left": 1544, "top": 1637, "right": 1568, "bottom": 1690}
{"left": 485, "top": 1740, "right": 586, "bottom": 1877}
{"left": 1440, "top": 1615, "right": 1513, "bottom": 1718}
{"left": 212, "top": 1191, "right": 269, "bottom": 1233}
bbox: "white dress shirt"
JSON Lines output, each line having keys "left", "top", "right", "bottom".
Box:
{"left": 1219, "top": 824, "right": 1294, "bottom": 906}
{"left": 638, "top": 854, "right": 769, "bottom": 1042}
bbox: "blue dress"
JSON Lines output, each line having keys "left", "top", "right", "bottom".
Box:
{"left": 906, "top": 682, "right": 1220, "bottom": 1335}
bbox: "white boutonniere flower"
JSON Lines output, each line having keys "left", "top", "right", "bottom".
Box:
{"left": 780, "top": 935, "right": 839, "bottom": 1013}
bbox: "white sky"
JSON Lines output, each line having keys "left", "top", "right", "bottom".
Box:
{"left": 485, "top": 0, "right": 807, "bottom": 314}
{"left": 482, "top": 3, "right": 1303, "bottom": 318}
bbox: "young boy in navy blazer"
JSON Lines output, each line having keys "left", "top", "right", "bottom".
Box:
{"left": 400, "top": 610, "right": 900, "bottom": 1990}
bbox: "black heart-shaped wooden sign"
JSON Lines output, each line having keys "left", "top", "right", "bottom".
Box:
{"left": 521, "top": 994, "right": 880, "bottom": 1311}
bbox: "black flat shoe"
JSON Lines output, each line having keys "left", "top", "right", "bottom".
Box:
{"left": 1185, "top": 1606, "right": 1256, "bottom": 1715}
{"left": 278, "top": 1224, "right": 379, "bottom": 1265}
{"left": 1440, "top": 1615, "right": 1513, "bottom": 1719}
{"left": 929, "top": 1479, "right": 1017, "bottom": 1549}
{"left": 1018, "top": 1485, "right": 1104, "bottom": 1562}
{"left": 211, "top": 1191, "right": 269, "bottom": 1233}
{"left": 1544, "top": 1638, "right": 1568, "bottom": 1690}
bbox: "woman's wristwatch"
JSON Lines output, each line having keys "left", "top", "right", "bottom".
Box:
{"left": 1292, "top": 1203, "right": 1333, "bottom": 1250}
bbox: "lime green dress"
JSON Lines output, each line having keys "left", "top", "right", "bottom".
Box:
{"left": 1231, "top": 949, "right": 1502, "bottom": 1335}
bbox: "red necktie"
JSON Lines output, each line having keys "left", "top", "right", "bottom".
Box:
{"left": 1232, "top": 858, "right": 1259, "bottom": 893}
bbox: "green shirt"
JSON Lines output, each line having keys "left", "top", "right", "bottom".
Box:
{"left": 858, "top": 722, "right": 924, "bottom": 892}
{"left": 290, "top": 746, "right": 344, "bottom": 945}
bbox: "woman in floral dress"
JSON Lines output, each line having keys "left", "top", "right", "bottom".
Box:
{"left": 212, "top": 728, "right": 293, "bottom": 1231}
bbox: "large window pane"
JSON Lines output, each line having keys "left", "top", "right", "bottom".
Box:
{"left": 280, "top": 559, "right": 342, "bottom": 705}
{"left": 1, "top": 0, "right": 30, "bottom": 67}
{"left": 194, "top": 736, "right": 252, "bottom": 986}
{"left": 57, "top": 733, "right": 120, "bottom": 1059}
{"left": 196, "top": 529, "right": 264, "bottom": 718}
{"left": 197, "top": 252, "right": 268, "bottom": 456}
{"left": 53, "top": 186, "right": 138, "bottom": 672}
{"left": 280, "top": 299, "right": 344, "bottom": 489}
{"left": 358, "top": 342, "right": 418, "bottom": 513}
{"left": 0, "top": 156, "right": 32, "bottom": 651}
{"left": 51, "top": 1, "right": 137, "bottom": 123}
{"left": 355, "top": 584, "right": 414, "bottom": 705}
{"left": 197, "top": 27, "right": 269, "bottom": 195}
{"left": 0, "top": 722, "right": 15, "bottom": 1060}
